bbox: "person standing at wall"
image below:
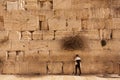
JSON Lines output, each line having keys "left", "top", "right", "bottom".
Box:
{"left": 74, "top": 54, "right": 81, "bottom": 75}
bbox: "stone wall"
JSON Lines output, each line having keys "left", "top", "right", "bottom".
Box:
{"left": 0, "top": 0, "right": 120, "bottom": 75}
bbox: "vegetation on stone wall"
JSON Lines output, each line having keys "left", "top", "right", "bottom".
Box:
{"left": 62, "top": 35, "right": 84, "bottom": 51}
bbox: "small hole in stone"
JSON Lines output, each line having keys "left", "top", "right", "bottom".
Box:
{"left": 101, "top": 39, "right": 107, "bottom": 47}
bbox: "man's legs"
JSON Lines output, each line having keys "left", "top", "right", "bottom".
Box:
{"left": 78, "top": 65, "right": 81, "bottom": 75}
{"left": 75, "top": 65, "right": 77, "bottom": 75}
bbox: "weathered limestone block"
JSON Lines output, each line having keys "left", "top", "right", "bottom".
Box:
{"left": 82, "top": 19, "right": 105, "bottom": 29}
{"left": 0, "top": 31, "right": 9, "bottom": 40}
{"left": 113, "top": 30, "right": 120, "bottom": 39}
{"left": 28, "top": 62, "right": 47, "bottom": 74}
{"left": 14, "top": 62, "right": 20, "bottom": 74}
{"left": 43, "top": 31, "right": 54, "bottom": 40}
{"left": 67, "top": 20, "right": 81, "bottom": 31}
{"left": 38, "top": 50, "right": 49, "bottom": 61}
{"left": 89, "top": 8, "right": 110, "bottom": 19}
{"left": 7, "top": 1, "right": 18, "bottom": 11}
{"left": 19, "top": 62, "right": 29, "bottom": 74}
{"left": 71, "top": 0, "right": 91, "bottom": 9}
{"left": 24, "top": 50, "right": 39, "bottom": 62}
{"left": 4, "top": 11, "right": 39, "bottom": 31}
{"left": 0, "top": 31, "right": 9, "bottom": 48}
{"left": 0, "top": 16, "right": 4, "bottom": 30}
{"left": 24, "top": 0, "right": 38, "bottom": 10}
{"left": 0, "top": 51, "right": 6, "bottom": 61}
{"left": 63, "top": 62, "right": 74, "bottom": 74}
{"left": 53, "top": 0, "right": 72, "bottom": 10}
{"left": 103, "top": 40, "right": 120, "bottom": 50}
{"left": 21, "top": 31, "right": 31, "bottom": 40}
{"left": 11, "top": 40, "right": 29, "bottom": 50}
{"left": 86, "top": 40, "right": 103, "bottom": 50}
{"left": 48, "top": 18, "right": 66, "bottom": 31}
{"left": 49, "top": 50, "right": 75, "bottom": 61}
{"left": 9, "top": 31, "right": 21, "bottom": 40}
{"left": 89, "top": 0, "right": 110, "bottom": 8}
{"left": 29, "top": 40, "right": 48, "bottom": 50}
{"left": 54, "top": 9, "right": 89, "bottom": 19}
{"left": 100, "top": 29, "right": 112, "bottom": 40}
{"left": 48, "top": 62, "right": 63, "bottom": 74}
{"left": 39, "top": 10, "right": 54, "bottom": 20}
{"left": 41, "top": 21, "right": 49, "bottom": 30}
{"left": 16, "top": 51, "right": 24, "bottom": 62}
{"left": 112, "top": 18, "right": 120, "bottom": 29}
{"left": 111, "top": 0, "right": 120, "bottom": 7}
{"left": 7, "top": 51, "right": 16, "bottom": 61}
{"left": 55, "top": 31, "right": 73, "bottom": 40}
{"left": 3, "top": 61, "right": 15, "bottom": 74}
{"left": 76, "top": 30, "right": 100, "bottom": 40}
{"left": 111, "top": 7, "right": 120, "bottom": 18}
{"left": 48, "top": 40, "right": 62, "bottom": 50}
{"left": 39, "top": 15, "right": 46, "bottom": 21}
{"left": 32, "top": 31, "right": 42, "bottom": 40}
{"left": 40, "top": 1, "right": 53, "bottom": 10}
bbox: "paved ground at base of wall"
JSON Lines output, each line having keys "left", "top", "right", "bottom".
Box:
{"left": 0, "top": 74, "right": 120, "bottom": 80}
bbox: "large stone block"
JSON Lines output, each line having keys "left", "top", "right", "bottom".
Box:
{"left": 82, "top": 19, "right": 105, "bottom": 29}
{"left": 111, "top": 0, "right": 120, "bottom": 7}
{"left": 25, "top": 50, "right": 50, "bottom": 62}
{"left": 63, "top": 62, "right": 74, "bottom": 74}
{"left": 21, "top": 31, "right": 31, "bottom": 40}
{"left": 48, "top": 18, "right": 67, "bottom": 31}
{"left": 67, "top": 20, "right": 81, "bottom": 31}
{"left": 113, "top": 30, "right": 120, "bottom": 39}
{"left": 16, "top": 51, "right": 24, "bottom": 62}
{"left": 100, "top": 29, "right": 112, "bottom": 40}
{"left": 19, "top": 62, "right": 29, "bottom": 74}
{"left": 4, "top": 11, "right": 39, "bottom": 31}
{"left": 76, "top": 30, "right": 100, "bottom": 40}
{"left": 28, "top": 62, "right": 47, "bottom": 74}
{"left": 89, "top": 8, "right": 110, "bottom": 19}
{"left": 29, "top": 40, "right": 48, "bottom": 50}
{"left": 11, "top": 40, "right": 29, "bottom": 51}
{"left": 32, "top": 31, "right": 43, "bottom": 40}
{"left": 0, "top": 31, "right": 9, "bottom": 40}
{"left": 0, "top": 50, "right": 6, "bottom": 59}
{"left": 104, "top": 40, "right": 120, "bottom": 50}
{"left": 24, "top": 50, "right": 39, "bottom": 62}
{"left": 111, "top": 7, "right": 120, "bottom": 18}
{"left": 41, "top": 21, "right": 49, "bottom": 30}
{"left": 112, "top": 18, "right": 120, "bottom": 29}
{"left": 7, "top": 51, "right": 16, "bottom": 61}
{"left": 55, "top": 31, "right": 73, "bottom": 40}
{"left": 48, "top": 40, "right": 62, "bottom": 50}
{"left": 38, "top": 50, "right": 50, "bottom": 61}
{"left": 3, "top": 61, "right": 15, "bottom": 74}
{"left": 86, "top": 40, "right": 103, "bottom": 50}
{"left": 48, "top": 62, "right": 63, "bottom": 74}
{"left": 43, "top": 31, "right": 54, "bottom": 40}
{"left": 7, "top": 1, "right": 18, "bottom": 11}
{"left": 0, "top": 16, "right": 4, "bottom": 30}
{"left": 0, "top": 31, "right": 9, "bottom": 50}
{"left": 49, "top": 50, "right": 75, "bottom": 61}
{"left": 53, "top": 0, "right": 72, "bottom": 10}
{"left": 9, "top": 31, "right": 21, "bottom": 41}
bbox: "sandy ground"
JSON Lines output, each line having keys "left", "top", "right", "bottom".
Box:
{"left": 0, "top": 74, "right": 120, "bottom": 80}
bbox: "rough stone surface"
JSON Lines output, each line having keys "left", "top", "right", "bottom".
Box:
{"left": 0, "top": 0, "right": 119, "bottom": 75}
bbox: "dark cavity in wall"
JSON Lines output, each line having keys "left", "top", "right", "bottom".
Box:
{"left": 101, "top": 39, "right": 107, "bottom": 47}
{"left": 62, "top": 35, "right": 84, "bottom": 51}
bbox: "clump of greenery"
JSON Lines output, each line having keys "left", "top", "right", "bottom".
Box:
{"left": 62, "top": 35, "right": 85, "bottom": 51}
